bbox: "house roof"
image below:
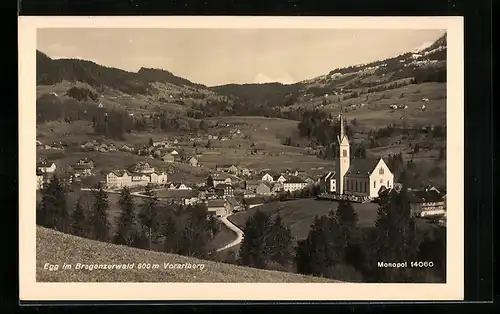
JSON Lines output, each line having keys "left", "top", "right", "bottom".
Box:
{"left": 72, "top": 164, "right": 93, "bottom": 170}
{"left": 111, "top": 170, "right": 132, "bottom": 177}
{"left": 213, "top": 173, "right": 232, "bottom": 180}
{"left": 284, "top": 176, "right": 306, "bottom": 184}
{"left": 262, "top": 171, "right": 279, "bottom": 177}
{"left": 407, "top": 189, "right": 444, "bottom": 203}
{"left": 273, "top": 174, "right": 286, "bottom": 180}
{"left": 215, "top": 183, "right": 233, "bottom": 189}
{"left": 36, "top": 160, "right": 54, "bottom": 168}
{"left": 258, "top": 181, "right": 273, "bottom": 188}
{"left": 345, "top": 159, "right": 381, "bottom": 178}
{"left": 244, "top": 197, "right": 266, "bottom": 205}
{"left": 207, "top": 199, "right": 227, "bottom": 208}
{"left": 162, "top": 153, "right": 175, "bottom": 159}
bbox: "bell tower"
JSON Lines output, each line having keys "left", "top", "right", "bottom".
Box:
{"left": 336, "top": 109, "right": 350, "bottom": 194}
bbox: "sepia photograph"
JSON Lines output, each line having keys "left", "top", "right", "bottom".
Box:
{"left": 19, "top": 16, "right": 464, "bottom": 301}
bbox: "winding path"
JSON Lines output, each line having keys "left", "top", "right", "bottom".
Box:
{"left": 80, "top": 187, "right": 244, "bottom": 252}
{"left": 215, "top": 214, "right": 244, "bottom": 252}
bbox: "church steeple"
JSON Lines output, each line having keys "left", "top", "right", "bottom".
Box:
{"left": 337, "top": 106, "right": 349, "bottom": 145}
{"left": 336, "top": 106, "right": 350, "bottom": 195}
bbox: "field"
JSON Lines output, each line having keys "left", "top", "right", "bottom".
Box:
{"left": 36, "top": 226, "right": 336, "bottom": 282}
{"left": 228, "top": 198, "right": 434, "bottom": 243}
{"left": 289, "top": 82, "right": 446, "bottom": 129}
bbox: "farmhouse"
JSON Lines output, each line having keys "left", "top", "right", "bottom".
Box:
{"left": 36, "top": 159, "right": 57, "bottom": 173}
{"left": 407, "top": 186, "right": 446, "bottom": 217}
{"left": 132, "top": 161, "right": 155, "bottom": 174}
{"left": 323, "top": 112, "right": 394, "bottom": 199}
{"left": 71, "top": 158, "right": 95, "bottom": 178}
{"left": 239, "top": 167, "right": 252, "bottom": 177}
{"left": 242, "top": 197, "right": 266, "bottom": 210}
{"left": 106, "top": 169, "right": 167, "bottom": 189}
{"left": 215, "top": 183, "right": 234, "bottom": 199}
{"left": 206, "top": 199, "right": 232, "bottom": 217}
{"left": 256, "top": 182, "right": 273, "bottom": 195}
{"left": 273, "top": 174, "right": 288, "bottom": 184}
{"left": 261, "top": 172, "right": 275, "bottom": 182}
{"left": 161, "top": 153, "right": 175, "bottom": 163}
{"left": 212, "top": 174, "right": 232, "bottom": 187}
{"left": 187, "top": 156, "right": 199, "bottom": 167}
{"left": 283, "top": 177, "right": 307, "bottom": 192}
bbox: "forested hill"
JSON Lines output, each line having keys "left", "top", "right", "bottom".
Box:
{"left": 210, "top": 33, "right": 447, "bottom": 109}
{"left": 36, "top": 50, "right": 206, "bottom": 94}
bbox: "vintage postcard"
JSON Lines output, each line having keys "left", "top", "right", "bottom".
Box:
{"left": 19, "top": 16, "right": 464, "bottom": 301}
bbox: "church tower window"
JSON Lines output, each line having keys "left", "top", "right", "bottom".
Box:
{"left": 379, "top": 167, "right": 384, "bottom": 175}
{"left": 373, "top": 181, "right": 376, "bottom": 188}
{"left": 343, "top": 149, "right": 347, "bottom": 157}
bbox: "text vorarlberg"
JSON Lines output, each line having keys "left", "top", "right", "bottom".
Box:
{"left": 58, "top": 262, "right": 206, "bottom": 271}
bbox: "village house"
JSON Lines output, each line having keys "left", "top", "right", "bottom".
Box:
{"left": 184, "top": 196, "right": 200, "bottom": 206}
{"left": 271, "top": 183, "right": 284, "bottom": 194}
{"left": 206, "top": 199, "right": 232, "bottom": 217}
{"left": 244, "top": 180, "right": 261, "bottom": 192}
{"left": 255, "top": 182, "right": 273, "bottom": 195}
{"left": 261, "top": 172, "right": 275, "bottom": 182}
{"left": 71, "top": 158, "right": 95, "bottom": 178}
{"left": 212, "top": 174, "right": 232, "bottom": 187}
{"left": 227, "top": 165, "right": 239, "bottom": 175}
{"left": 243, "top": 190, "right": 256, "bottom": 199}
{"left": 187, "top": 156, "right": 198, "bottom": 167}
{"left": 215, "top": 183, "right": 234, "bottom": 199}
{"left": 273, "top": 174, "right": 288, "bottom": 184}
{"left": 242, "top": 197, "right": 266, "bottom": 210}
{"left": 215, "top": 164, "right": 235, "bottom": 173}
{"left": 36, "top": 159, "right": 57, "bottom": 173}
{"left": 161, "top": 153, "right": 175, "bottom": 163}
{"left": 168, "top": 183, "right": 191, "bottom": 190}
{"left": 239, "top": 167, "right": 252, "bottom": 177}
{"left": 407, "top": 186, "right": 446, "bottom": 218}
{"left": 321, "top": 112, "right": 394, "bottom": 199}
{"left": 106, "top": 170, "right": 133, "bottom": 188}
{"left": 36, "top": 169, "right": 48, "bottom": 190}
{"left": 106, "top": 162, "right": 167, "bottom": 189}
{"left": 283, "top": 177, "right": 308, "bottom": 193}
{"left": 132, "top": 161, "right": 155, "bottom": 174}
{"left": 227, "top": 198, "right": 242, "bottom": 212}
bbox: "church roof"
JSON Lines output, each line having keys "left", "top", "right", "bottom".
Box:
{"left": 345, "top": 159, "right": 381, "bottom": 178}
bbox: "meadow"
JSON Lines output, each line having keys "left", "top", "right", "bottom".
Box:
{"left": 36, "top": 226, "right": 336, "bottom": 282}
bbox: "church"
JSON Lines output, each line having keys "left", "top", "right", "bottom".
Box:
{"left": 320, "top": 112, "right": 394, "bottom": 199}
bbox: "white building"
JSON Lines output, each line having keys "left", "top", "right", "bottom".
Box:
{"left": 106, "top": 168, "right": 167, "bottom": 189}
{"left": 283, "top": 177, "right": 308, "bottom": 192}
{"left": 36, "top": 159, "right": 56, "bottom": 173}
{"left": 324, "top": 112, "right": 394, "bottom": 199}
{"left": 261, "top": 173, "right": 274, "bottom": 182}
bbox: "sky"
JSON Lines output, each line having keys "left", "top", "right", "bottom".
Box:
{"left": 37, "top": 28, "right": 445, "bottom": 87}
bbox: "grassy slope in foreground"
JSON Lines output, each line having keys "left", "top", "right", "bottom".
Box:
{"left": 36, "top": 226, "right": 336, "bottom": 283}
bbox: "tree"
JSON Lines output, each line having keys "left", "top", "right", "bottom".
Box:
{"left": 368, "top": 188, "right": 420, "bottom": 282}
{"left": 176, "top": 209, "right": 211, "bottom": 258}
{"left": 114, "top": 187, "right": 138, "bottom": 247}
{"left": 89, "top": 183, "right": 110, "bottom": 242}
{"left": 70, "top": 197, "right": 87, "bottom": 237}
{"left": 148, "top": 137, "right": 154, "bottom": 147}
{"left": 162, "top": 214, "right": 178, "bottom": 253}
{"left": 266, "top": 214, "right": 294, "bottom": 267}
{"left": 238, "top": 210, "right": 271, "bottom": 269}
{"left": 296, "top": 214, "right": 343, "bottom": 278}
{"left": 206, "top": 175, "right": 214, "bottom": 188}
{"left": 39, "top": 175, "right": 69, "bottom": 233}
{"left": 138, "top": 184, "right": 159, "bottom": 249}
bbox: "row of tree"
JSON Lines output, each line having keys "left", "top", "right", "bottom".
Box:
{"left": 237, "top": 190, "right": 446, "bottom": 283}
{"left": 37, "top": 177, "right": 218, "bottom": 259}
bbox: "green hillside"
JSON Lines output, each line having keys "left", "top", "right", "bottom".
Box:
{"left": 36, "top": 226, "right": 337, "bottom": 282}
